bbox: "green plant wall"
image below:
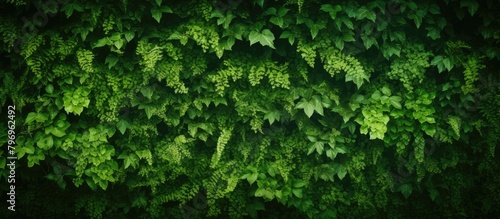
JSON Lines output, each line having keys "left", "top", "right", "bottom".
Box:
{"left": 1, "top": 0, "right": 499, "bottom": 218}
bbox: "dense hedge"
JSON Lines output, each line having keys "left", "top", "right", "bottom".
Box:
{"left": 1, "top": 0, "right": 499, "bottom": 218}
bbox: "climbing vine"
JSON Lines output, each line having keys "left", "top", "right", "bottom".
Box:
{"left": 1, "top": 0, "right": 499, "bottom": 218}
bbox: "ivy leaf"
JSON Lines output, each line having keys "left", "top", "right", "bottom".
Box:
{"left": 277, "top": 7, "right": 290, "bottom": 17}
{"left": 430, "top": 55, "right": 446, "bottom": 73}
{"left": 124, "top": 31, "right": 135, "bottom": 42}
{"left": 399, "top": 184, "right": 413, "bottom": 199}
{"left": 295, "top": 98, "right": 316, "bottom": 118}
{"left": 426, "top": 27, "right": 441, "bottom": 40}
{"left": 140, "top": 86, "right": 154, "bottom": 100}
{"left": 320, "top": 4, "right": 342, "bottom": 19}
{"left": 248, "top": 172, "right": 258, "bottom": 185}
{"left": 336, "top": 164, "right": 347, "bottom": 180}
{"left": 356, "top": 6, "right": 377, "bottom": 22}
{"left": 389, "top": 96, "right": 402, "bottom": 109}
{"left": 264, "top": 110, "right": 281, "bottom": 125}
{"left": 382, "top": 43, "right": 401, "bottom": 59}
{"left": 116, "top": 119, "right": 130, "bottom": 135}
{"left": 293, "top": 180, "right": 306, "bottom": 188}
{"left": 460, "top": 0, "right": 479, "bottom": 16}
{"left": 105, "top": 55, "right": 119, "bottom": 69}
{"left": 37, "top": 135, "right": 54, "bottom": 150}
{"left": 442, "top": 57, "right": 453, "bottom": 71}
{"left": 93, "top": 38, "right": 111, "bottom": 48}
{"left": 307, "top": 20, "right": 327, "bottom": 40}
{"left": 155, "top": 0, "right": 162, "bottom": 7}
{"left": 61, "top": 3, "right": 84, "bottom": 18}
{"left": 279, "top": 31, "right": 295, "bottom": 45}
{"left": 25, "top": 112, "right": 37, "bottom": 124}
{"left": 292, "top": 188, "right": 303, "bottom": 198}
{"left": 361, "top": 35, "right": 378, "bottom": 49}
{"left": 381, "top": 86, "right": 391, "bottom": 96}
{"left": 270, "top": 16, "right": 284, "bottom": 28}
{"left": 249, "top": 29, "right": 276, "bottom": 49}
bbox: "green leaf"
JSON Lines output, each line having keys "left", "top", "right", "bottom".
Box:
{"left": 277, "top": 7, "right": 290, "bottom": 17}
{"left": 45, "top": 84, "right": 54, "bottom": 94}
{"left": 61, "top": 3, "right": 84, "bottom": 18}
{"left": 279, "top": 31, "right": 295, "bottom": 45}
{"left": 25, "top": 112, "right": 37, "bottom": 124}
{"left": 389, "top": 96, "right": 402, "bottom": 109}
{"left": 381, "top": 86, "right": 391, "bottom": 96}
{"left": 94, "top": 38, "right": 111, "bottom": 48}
{"left": 356, "top": 6, "right": 376, "bottom": 22}
{"left": 293, "top": 180, "right": 306, "bottom": 188}
{"left": 460, "top": 0, "right": 479, "bottom": 16}
{"left": 151, "top": 8, "right": 162, "bottom": 23}
{"left": 248, "top": 172, "right": 258, "bottom": 185}
{"left": 270, "top": 16, "right": 284, "bottom": 28}
{"left": 320, "top": 4, "right": 342, "bottom": 19}
{"left": 399, "top": 184, "right": 413, "bottom": 199}
{"left": 105, "top": 55, "right": 119, "bottom": 69}
{"left": 116, "top": 119, "right": 130, "bottom": 135}
{"left": 264, "top": 111, "right": 280, "bottom": 125}
{"left": 292, "top": 188, "right": 303, "bottom": 198}
{"left": 155, "top": 0, "right": 162, "bottom": 6}
{"left": 249, "top": 29, "right": 276, "bottom": 49}
{"left": 336, "top": 165, "right": 347, "bottom": 180}
{"left": 361, "top": 35, "right": 378, "bottom": 49}
{"left": 308, "top": 21, "right": 327, "bottom": 40}
{"left": 426, "top": 27, "right": 440, "bottom": 40}
{"left": 140, "top": 86, "right": 154, "bottom": 100}
{"left": 37, "top": 135, "right": 54, "bottom": 150}
{"left": 124, "top": 31, "right": 135, "bottom": 42}
{"left": 443, "top": 57, "right": 453, "bottom": 71}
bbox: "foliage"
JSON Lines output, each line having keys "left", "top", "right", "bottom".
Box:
{"left": 1, "top": 0, "right": 499, "bottom": 218}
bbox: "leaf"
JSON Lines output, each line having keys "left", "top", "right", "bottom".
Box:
{"left": 427, "top": 27, "right": 440, "bottom": 40}
{"left": 37, "top": 135, "right": 54, "bottom": 150}
{"left": 249, "top": 29, "right": 276, "bottom": 49}
{"left": 49, "top": 127, "right": 66, "bottom": 137}
{"left": 336, "top": 165, "right": 347, "bottom": 180}
{"left": 270, "top": 16, "right": 284, "bottom": 28}
{"left": 248, "top": 172, "right": 258, "bottom": 185}
{"left": 320, "top": 4, "right": 342, "bottom": 19}
{"left": 114, "top": 39, "right": 124, "bottom": 49}
{"left": 264, "top": 7, "right": 277, "bottom": 16}
{"left": 155, "top": 0, "right": 162, "bottom": 6}
{"left": 279, "top": 31, "right": 295, "bottom": 45}
{"left": 94, "top": 38, "right": 111, "bottom": 48}
{"left": 264, "top": 111, "right": 280, "bottom": 125}
{"left": 361, "top": 35, "right": 378, "bottom": 49}
{"left": 61, "top": 3, "right": 84, "bottom": 18}
{"left": 308, "top": 21, "right": 327, "bottom": 40}
{"left": 277, "top": 7, "right": 290, "bottom": 17}
{"left": 443, "top": 57, "right": 453, "bottom": 71}
{"left": 45, "top": 84, "right": 54, "bottom": 94}
{"left": 124, "top": 31, "right": 135, "bottom": 42}
{"left": 356, "top": 6, "right": 376, "bottom": 22}
{"left": 460, "top": 0, "right": 479, "bottom": 16}
{"left": 105, "top": 55, "right": 119, "bottom": 69}
{"left": 292, "top": 188, "right": 303, "bottom": 198}
{"left": 151, "top": 8, "right": 162, "bottom": 23}
{"left": 381, "top": 86, "right": 391, "bottom": 96}
{"left": 399, "top": 184, "right": 413, "bottom": 199}
{"left": 116, "top": 119, "right": 130, "bottom": 134}
{"left": 140, "top": 86, "right": 154, "bottom": 100}
{"left": 389, "top": 96, "right": 402, "bottom": 109}
{"left": 25, "top": 112, "right": 37, "bottom": 124}
{"left": 293, "top": 180, "right": 306, "bottom": 188}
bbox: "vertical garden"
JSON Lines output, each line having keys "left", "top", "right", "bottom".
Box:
{"left": 1, "top": 0, "right": 499, "bottom": 218}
